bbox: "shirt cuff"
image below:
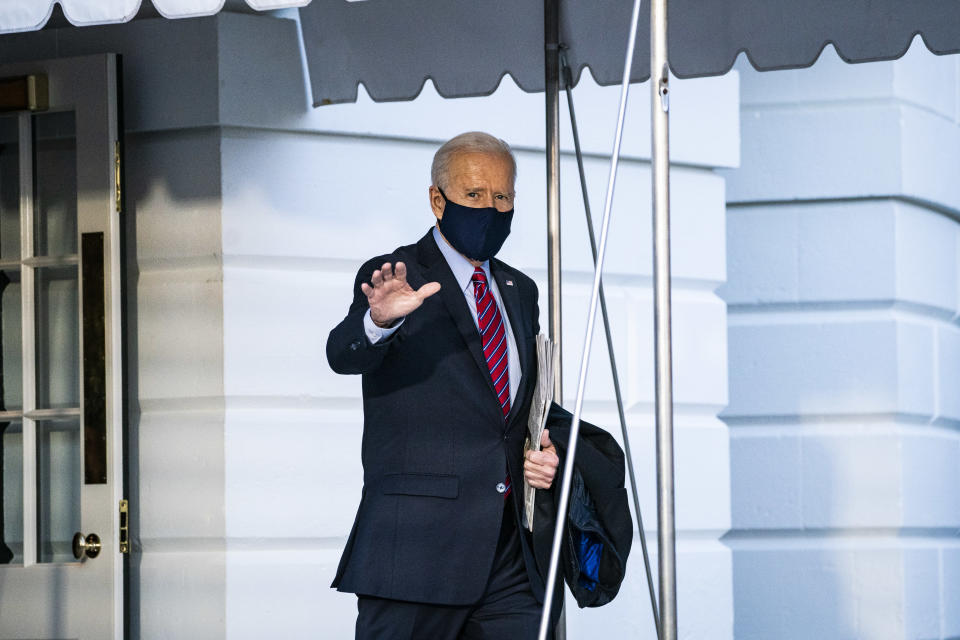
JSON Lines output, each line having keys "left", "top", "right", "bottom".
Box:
{"left": 364, "top": 309, "right": 403, "bottom": 344}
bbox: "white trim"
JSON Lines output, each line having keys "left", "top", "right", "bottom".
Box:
{"left": 18, "top": 111, "right": 37, "bottom": 569}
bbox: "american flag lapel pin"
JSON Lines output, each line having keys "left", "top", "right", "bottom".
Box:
{"left": 506, "top": 279, "right": 514, "bottom": 286}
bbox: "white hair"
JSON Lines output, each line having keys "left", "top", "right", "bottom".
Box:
{"left": 431, "top": 131, "right": 517, "bottom": 190}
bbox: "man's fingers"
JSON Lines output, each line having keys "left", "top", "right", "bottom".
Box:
{"left": 365, "top": 263, "right": 437, "bottom": 319}
{"left": 394, "top": 261, "right": 407, "bottom": 283}
{"left": 526, "top": 465, "right": 554, "bottom": 476}
{"left": 526, "top": 445, "right": 558, "bottom": 461}
{"left": 525, "top": 444, "right": 559, "bottom": 490}
{"left": 417, "top": 281, "right": 442, "bottom": 300}
{"left": 540, "top": 428, "right": 552, "bottom": 449}
{"left": 525, "top": 451, "right": 554, "bottom": 464}
{"left": 524, "top": 458, "right": 556, "bottom": 488}
{"left": 526, "top": 450, "right": 558, "bottom": 466}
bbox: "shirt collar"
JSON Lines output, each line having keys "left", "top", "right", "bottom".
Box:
{"left": 432, "top": 225, "right": 491, "bottom": 294}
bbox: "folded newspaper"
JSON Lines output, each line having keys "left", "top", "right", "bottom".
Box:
{"left": 522, "top": 333, "right": 559, "bottom": 531}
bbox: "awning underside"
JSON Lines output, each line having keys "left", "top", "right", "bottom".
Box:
{"left": 3, "top": 0, "right": 959, "bottom": 107}
{"left": 299, "top": 0, "right": 960, "bottom": 106}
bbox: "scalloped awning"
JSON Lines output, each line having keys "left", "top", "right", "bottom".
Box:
{"left": 3, "top": 1, "right": 959, "bottom": 107}
{"left": 299, "top": 0, "right": 960, "bottom": 106}
{"left": 0, "top": 0, "right": 307, "bottom": 33}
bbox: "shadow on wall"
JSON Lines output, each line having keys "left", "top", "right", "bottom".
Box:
{"left": 725, "top": 443, "right": 857, "bottom": 640}
{"left": 724, "top": 405, "right": 908, "bottom": 638}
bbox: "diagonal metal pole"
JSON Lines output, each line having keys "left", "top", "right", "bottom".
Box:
{"left": 536, "top": 0, "right": 644, "bottom": 635}
{"left": 560, "top": 49, "right": 661, "bottom": 640}
{"left": 651, "top": 0, "right": 678, "bottom": 637}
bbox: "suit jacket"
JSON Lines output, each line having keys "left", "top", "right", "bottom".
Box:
{"left": 326, "top": 228, "right": 543, "bottom": 606}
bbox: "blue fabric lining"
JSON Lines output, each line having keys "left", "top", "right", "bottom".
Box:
{"left": 576, "top": 529, "right": 603, "bottom": 592}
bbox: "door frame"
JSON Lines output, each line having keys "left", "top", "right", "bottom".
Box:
{"left": 0, "top": 53, "right": 125, "bottom": 640}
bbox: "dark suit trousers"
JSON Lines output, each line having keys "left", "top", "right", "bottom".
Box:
{"left": 355, "top": 501, "right": 551, "bottom": 640}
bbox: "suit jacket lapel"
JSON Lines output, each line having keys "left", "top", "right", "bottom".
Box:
{"left": 491, "top": 261, "right": 533, "bottom": 430}
{"left": 416, "top": 232, "right": 499, "bottom": 402}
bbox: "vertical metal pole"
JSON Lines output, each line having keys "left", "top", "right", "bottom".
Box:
{"left": 544, "top": 2, "right": 565, "bottom": 637}
{"left": 545, "top": 0, "right": 562, "bottom": 403}
{"left": 651, "top": 0, "right": 678, "bottom": 638}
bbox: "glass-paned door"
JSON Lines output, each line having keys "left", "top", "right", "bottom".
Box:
{"left": 0, "top": 54, "right": 124, "bottom": 640}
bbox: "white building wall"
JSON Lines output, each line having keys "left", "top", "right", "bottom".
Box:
{"left": 720, "top": 43, "right": 960, "bottom": 639}
{"left": 3, "top": 10, "right": 739, "bottom": 638}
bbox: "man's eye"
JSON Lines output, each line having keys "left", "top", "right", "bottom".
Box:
{"left": 467, "top": 192, "right": 478, "bottom": 198}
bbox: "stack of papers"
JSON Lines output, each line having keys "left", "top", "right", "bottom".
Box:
{"left": 523, "top": 333, "right": 559, "bottom": 531}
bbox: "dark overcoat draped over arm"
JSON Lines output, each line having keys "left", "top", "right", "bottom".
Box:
{"left": 532, "top": 403, "right": 633, "bottom": 608}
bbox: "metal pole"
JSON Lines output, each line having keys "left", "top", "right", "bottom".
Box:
{"left": 545, "top": 0, "right": 562, "bottom": 404}
{"left": 651, "top": 0, "right": 678, "bottom": 638}
{"left": 536, "top": 0, "right": 644, "bottom": 635}
{"left": 544, "top": 2, "right": 565, "bottom": 637}
{"left": 560, "top": 51, "right": 661, "bottom": 639}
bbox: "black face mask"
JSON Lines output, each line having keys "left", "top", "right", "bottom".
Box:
{"left": 436, "top": 188, "right": 514, "bottom": 262}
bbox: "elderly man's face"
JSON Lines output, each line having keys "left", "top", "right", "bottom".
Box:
{"left": 430, "top": 152, "right": 515, "bottom": 220}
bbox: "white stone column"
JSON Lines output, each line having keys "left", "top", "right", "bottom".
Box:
{"left": 721, "top": 43, "right": 960, "bottom": 640}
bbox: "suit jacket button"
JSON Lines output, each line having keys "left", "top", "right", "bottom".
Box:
{"left": 496, "top": 482, "right": 507, "bottom": 494}
{"left": 350, "top": 340, "right": 360, "bottom": 351}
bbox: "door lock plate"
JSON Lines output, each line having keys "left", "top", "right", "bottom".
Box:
{"left": 119, "top": 500, "right": 129, "bottom": 554}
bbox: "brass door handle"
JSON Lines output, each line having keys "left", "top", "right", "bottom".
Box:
{"left": 72, "top": 532, "right": 102, "bottom": 560}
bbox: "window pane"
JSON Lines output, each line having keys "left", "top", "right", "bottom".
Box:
{"left": 0, "top": 420, "right": 21, "bottom": 565}
{"left": 36, "top": 418, "right": 80, "bottom": 564}
{"left": 0, "top": 116, "right": 19, "bottom": 261}
{"left": 35, "top": 266, "right": 79, "bottom": 410}
{"left": 33, "top": 111, "right": 77, "bottom": 257}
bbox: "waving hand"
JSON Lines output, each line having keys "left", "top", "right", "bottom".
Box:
{"left": 361, "top": 262, "right": 441, "bottom": 328}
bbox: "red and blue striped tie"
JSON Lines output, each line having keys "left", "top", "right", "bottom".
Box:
{"left": 472, "top": 267, "right": 512, "bottom": 498}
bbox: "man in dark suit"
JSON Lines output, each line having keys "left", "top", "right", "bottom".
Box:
{"left": 327, "top": 132, "right": 561, "bottom": 639}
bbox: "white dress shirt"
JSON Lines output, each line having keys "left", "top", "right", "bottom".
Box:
{"left": 363, "top": 226, "right": 522, "bottom": 405}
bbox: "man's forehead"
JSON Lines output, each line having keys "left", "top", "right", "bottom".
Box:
{"left": 448, "top": 152, "right": 515, "bottom": 182}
